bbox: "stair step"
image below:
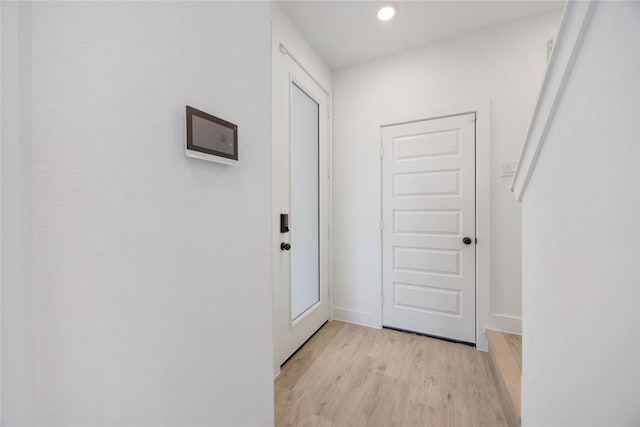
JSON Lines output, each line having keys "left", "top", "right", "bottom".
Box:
{"left": 487, "top": 329, "right": 522, "bottom": 427}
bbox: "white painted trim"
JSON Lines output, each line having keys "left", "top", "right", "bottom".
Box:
{"left": 475, "top": 102, "right": 491, "bottom": 352}
{"left": 373, "top": 100, "right": 491, "bottom": 351}
{"left": 510, "top": 1, "right": 596, "bottom": 201}
{"left": 332, "top": 307, "right": 381, "bottom": 329}
{"left": 328, "top": 93, "right": 334, "bottom": 323}
{"left": 280, "top": 43, "right": 330, "bottom": 96}
{"left": 0, "top": 2, "right": 3, "bottom": 419}
{"left": 491, "top": 313, "right": 522, "bottom": 335}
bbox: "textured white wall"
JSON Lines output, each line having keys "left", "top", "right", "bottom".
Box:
{"left": 1, "top": 2, "right": 35, "bottom": 424}
{"left": 331, "top": 11, "right": 562, "bottom": 334}
{"left": 2, "top": 2, "right": 274, "bottom": 425}
{"left": 521, "top": 2, "right": 640, "bottom": 425}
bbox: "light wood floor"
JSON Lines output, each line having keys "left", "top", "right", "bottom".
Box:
{"left": 275, "top": 321, "right": 508, "bottom": 427}
{"left": 503, "top": 333, "right": 522, "bottom": 372}
{"left": 487, "top": 329, "right": 522, "bottom": 426}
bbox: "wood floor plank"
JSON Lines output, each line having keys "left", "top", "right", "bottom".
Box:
{"left": 486, "top": 329, "right": 521, "bottom": 427}
{"left": 503, "top": 333, "right": 522, "bottom": 372}
{"left": 277, "top": 321, "right": 344, "bottom": 390}
{"left": 275, "top": 321, "right": 508, "bottom": 427}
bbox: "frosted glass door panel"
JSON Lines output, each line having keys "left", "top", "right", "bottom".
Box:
{"left": 290, "top": 83, "right": 320, "bottom": 320}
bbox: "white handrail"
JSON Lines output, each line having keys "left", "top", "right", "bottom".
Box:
{"left": 510, "top": 1, "right": 596, "bottom": 201}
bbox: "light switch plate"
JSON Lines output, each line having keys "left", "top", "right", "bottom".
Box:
{"left": 501, "top": 161, "right": 517, "bottom": 177}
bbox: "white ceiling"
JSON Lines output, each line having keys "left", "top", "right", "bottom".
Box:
{"left": 277, "top": 1, "right": 565, "bottom": 70}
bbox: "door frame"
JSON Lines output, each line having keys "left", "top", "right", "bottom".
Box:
{"left": 271, "top": 39, "right": 333, "bottom": 377}
{"left": 0, "top": 2, "right": 3, "bottom": 414}
{"left": 376, "top": 100, "right": 491, "bottom": 351}
{"left": 381, "top": 112, "right": 478, "bottom": 344}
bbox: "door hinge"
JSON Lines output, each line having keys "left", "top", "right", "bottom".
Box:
{"left": 381, "top": 292, "right": 384, "bottom": 306}
{"left": 328, "top": 167, "right": 331, "bottom": 179}
{"left": 379, "top": 145, "right": 384, "bottom": 159}
{"left": 380, "top": 219, "right": 384, "bottom": 232}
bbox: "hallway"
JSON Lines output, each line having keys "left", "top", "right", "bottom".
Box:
{"left": 275, "top": 321, "right": 508, "bottom": 426}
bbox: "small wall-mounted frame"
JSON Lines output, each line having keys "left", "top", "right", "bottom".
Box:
{"left": 185, "top": 105, "right": 238, "bottom": 165}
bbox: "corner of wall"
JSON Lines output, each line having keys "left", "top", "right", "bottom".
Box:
{"left": 270, "top": 4, "right": 332, "bottom": 90}
{"left": 1, "top": 1, "right": 35, "bottom": 424}
{"left": 491, "top": 314, "right": 522, "bottom": 335}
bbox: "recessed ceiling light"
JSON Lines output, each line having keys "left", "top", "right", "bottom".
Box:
{"left": 377, "top": 5, "right": 397, "bottom": 21}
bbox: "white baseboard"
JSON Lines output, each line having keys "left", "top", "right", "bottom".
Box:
{"left": 332, "top": 306, "right": 381, "bottom": 329}
{"left": 491, "top": 313, "right": 522, "bottom": 335}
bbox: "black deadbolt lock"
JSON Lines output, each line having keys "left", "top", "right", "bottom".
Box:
{"left": 280, "top": 214, "right": 289, "bottom": 233}
{"left": 463, "top": 237, "right": 472, "bottom": 245}
{"left": 281, "top": 242, "right": 291, "bottom": 251}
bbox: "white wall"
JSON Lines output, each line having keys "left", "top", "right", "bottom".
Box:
{"left": 2, "top": 2, "right": 274, "bottom": 425}
{"left": 521, "top": 2, "right": 640, "bottom": 425}
{"left": 332, "top": 11, "right": 562, "bottom": 335}
{"left": 271, "top": 5, "right": 332, "bottom": 92}
{"left": 1, "top": 2, "right": 34, "bottom": 424}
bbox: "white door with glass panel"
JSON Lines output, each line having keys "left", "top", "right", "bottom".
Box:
{"left": 272, "top": 54, "right": 329, "bottom": 368}
{"left": 382, "top": 113, "right": 476, "bottom": 343}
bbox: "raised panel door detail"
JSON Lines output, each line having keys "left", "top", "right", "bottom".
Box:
{"left": 393, "top": 170, "right": 460, "bottom": 197}
{"left": 394, "top": 210, "right": 461, "bottom": 236}
{"left": 393, "top": 130, "right": 460, "bottom": 161}
{"left": 394, "top": 283, "right": 461, "bottom": 315}
{"left": 394, "top": 247, "right": 461, "bottom": 276}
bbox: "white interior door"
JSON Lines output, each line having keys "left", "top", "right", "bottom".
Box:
{"left": 273, "top": 56, "right": 330, "bottom": 370}
{"left": 381, "top": 113, "right": 476, "bottom": 343}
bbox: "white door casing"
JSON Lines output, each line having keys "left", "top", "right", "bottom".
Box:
{"left": 382, "top": 113, "right": 476, "bottom": 343}
{"left": 272, "top": 53, "right": 330, "bottom": 369}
